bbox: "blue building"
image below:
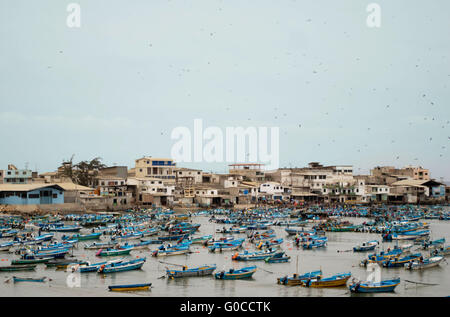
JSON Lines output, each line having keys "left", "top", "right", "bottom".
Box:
{"left": 0, "top": 184, "right": 64, "bottom": 205}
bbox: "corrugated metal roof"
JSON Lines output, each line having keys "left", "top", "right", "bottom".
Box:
{"left": 0, "top": 182, "right": 93, "bottom": 192}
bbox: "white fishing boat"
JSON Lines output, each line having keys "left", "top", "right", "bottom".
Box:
{"left": 404, "top": 256, "right": 444, "bottom": 270}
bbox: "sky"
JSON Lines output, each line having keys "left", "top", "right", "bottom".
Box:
{"left": 0, "top": 0, "right": 449, "bottom": 180}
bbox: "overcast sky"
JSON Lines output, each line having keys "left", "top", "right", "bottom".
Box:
{"left": 0, "top": 0, "right": 449, "bottom": 180}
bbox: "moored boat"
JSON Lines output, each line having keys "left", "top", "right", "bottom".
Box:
{"left": 277, "top": 270, "right": 323, "bottom": 286}
{"left": 214, "top": 266, "right": 257, "bottom": 280}
{"left": 301, "top": 272, "right": 351, "bottom": 288}
{"left": 0, "top": 264, "right": 36, "bottom": 272}
{"left": 349, "top": 278, "right": 401, "bottom": 293}
{"left": 98, "top": 257, "right": 145, "bottom": 273}
{"left": 166, "top": 265, "right": 216, "bottom": 278}
{"left": 96, "top": 246, "right": 133, "bottom": 257}
{"left": 108, "top": 283, "right": 152, "bottom": 291}
{"left": 404, "top": 256, "right": 444, "bottom": 270}
{"left": 12, "top": 276, "right": 47, "bottom": 283}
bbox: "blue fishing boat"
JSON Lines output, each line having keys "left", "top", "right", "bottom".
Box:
{"left": 232, "top": 249, "right": 278, "bottom": 261}
{"left": 48, "top": 225, "right": 82, "bottom": 232}
{"left": 214, "top": 266, "right": 257, "bottom": 280}
{"left": 277, "top": 270, "right": 323, "bottom": 285}
{"left": 255, "top": 238, "right": 283, "bottom": 249}
{"left": 84, "top": 241, "right": 118, "bottom": 250}
{"left": 34, "top": 248, "right": 70, "bottom": 259}
{"left": 349, "top": 278, "right": 400, "bottom": 293}
{"left": 353, "top": 240, "right": 379, "bottom": 252}
{"left": 152, "top": 245, "right": 190, "bottom": 257}
{"left": 13, "top": 276, "right": 47, "bottom": 283}
{"left": 98, "top": 257, "right": 146, "bottom": 273}
{"left": 208, "top": 238, "right": 244, "bottom": 253}
{"left": 166, "top": 265, "right": 217, "bottom": 278}
{"left": 66, "top": 232, "right": 102, "bottom": 241}
{"left": 302, "top": 239, "right": 327, "bottom": 249}
{"left": 265, "top": 252, "right": 290, "bottom": 263}
{"left": 78, "top": 259, "right": 124, "bottom": 273}
{"left": 382, "top": 253, "right": 422, "bottom": 268}
{"left": 421, "top": 238, "right": 445, "bottom": 250}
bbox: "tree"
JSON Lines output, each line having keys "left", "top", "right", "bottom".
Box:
{"left": 61, "top": 156, "right": 106, "bottom": 187}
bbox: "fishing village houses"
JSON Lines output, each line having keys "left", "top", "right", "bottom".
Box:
{"left": 0, "top": 158, "right": 448, "bottom": 214}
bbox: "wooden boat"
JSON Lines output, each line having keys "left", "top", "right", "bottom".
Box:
{"left": 302, "top": 239, "right": 327, "bottom": 249}
{"left": 214, "top": 266, "right": 257, "bottom": 280}
{"left": 255, "top": 238, "right": 283, "bottom": 249}
{"left": 166, "top": 265, "right": 217, "bottom": 278}
{"left": 232, "top": 249, "right": 278, "bottom": 261}
{"left": 157, "top": 233, "right": 190, "bottom": 241}
{"left": 48, "top": 225, "right": 82, "bottom": 232}
{"left": 120, "top": 240, "right": 154, "bottom": 250}
{"left": 431, "top": 246, "right": 450, "bottom": 257}
{"left": 353, "top": 240, "right": 379, "bottom": 252}
{"left": 11, "top": 256, "right": 53, "bottom": 265}
{"left": 277, "top": 270, "right": 323, "bottom": 286}
{"left": 96, "top": 246, "right": 133, "bottom": 257}
{"left": 98, "top": 257, "right": 145, "bottom": 273}
{"left": 108, "top": 283, "right": 152, "bottom": 292}
{"left": 84, "top": 242, "right": 118, "bottom": 250}
{"left": 421, "top": 238, "right": 445, "bottom": 250}
{"left": 349, "top": 278, "right": 400, "bottom": 293}
{"left": 361, "top": 248, "right": 404, "bottom": 266}
{"left": 382, "top": 253, "right": 422, "bottom": 268}
{"left": 78, "top": 259, "right": 124, "bottom": 273}
{"left": 45, "top": 259, "right": 88, "bottom": 268}
{"left": 301, "top": 272, "right": 351, "bottom": 288}
{"left": 404, "top": 256, "right": 444, "bottom": 270}
{"left": 208, "top": 239, "right": 244, "bottom": 253}
{"left": 34, "top": 248, "right": 70, "bottom": 259}
{"left": 285, "top": 228, "right": 315, "bottom": 236}
{"left": 0, "top": 241, "right": 19, "bottom": 251}
{"left": 152, "top": 247, "right": 189, "bottom": 257}
{"left": 0, "top": 264, "right": 36, "bottom": 272}
{"left": 68, "top": 232, "right": 102, "bottom": 241}
{"left": 189, "top": 235, "right": 213, "bottom": 244}
{"left": 13, "top": 276, "right": 46, "bottom": 283}
{"left": 264, "top": 252, "right": 290, "bottom": 263}
{"left": 111, "top": 232, "right": 143, "bottom": 241}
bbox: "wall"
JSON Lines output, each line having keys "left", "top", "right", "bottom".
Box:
{"left": 0, "top": 187, "right": 64, "bottom": 205}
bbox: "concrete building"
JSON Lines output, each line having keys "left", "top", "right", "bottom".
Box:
{"left": 267, "top": 162, "right": 354, "bottom": 196}
{"left": 228, "top": 163, "right": 265, "bottom": 182}
{"left": 258, "top": 182, "right": 285, "bottom": 200}
{"left": 371, "top": 166, "right": 430, "bottom": 181}
{"left": 2, "top": 164, "right": 33, "bottom": 184}
{"left": 0, "top": 184, "right": 65, "bottom": 205}
{"left": 127, "top": 177, "right": 175, "bottom": 207}
{"left": 135, "top": 157, "right": 176, "bottom": 180}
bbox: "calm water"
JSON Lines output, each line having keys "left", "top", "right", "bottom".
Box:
{"left": 0, "top": 214, "right": 449, "bottom": 297}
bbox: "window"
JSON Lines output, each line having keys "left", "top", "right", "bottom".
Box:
{"left": 52, "top": 194, "right": 57, "bottom": 198}
{"left": 29, "top": 194, "right": 39, "bottom": 199}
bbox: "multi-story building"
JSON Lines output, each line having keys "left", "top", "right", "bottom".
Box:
{"left": 371, "top": 166, "right": 430, "bottom": 181}
{"left": 127, "top": 177, "right": 175, "bottom": 207}
{"left": 2, "top": 164, "right": 33, "bottom": 184}
{"left": 228, "top": 163, "right": 265, "bottom": 182}
{"left": 134, "top": 157, "right": 176, "bottom": 180}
